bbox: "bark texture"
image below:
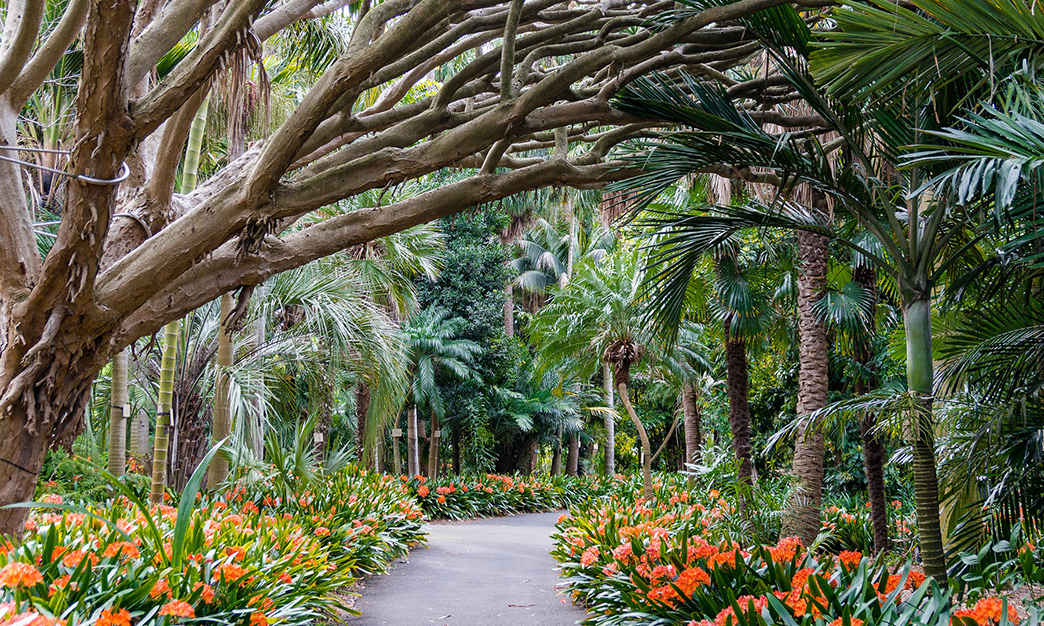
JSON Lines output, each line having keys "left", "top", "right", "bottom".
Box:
{"left": 407, "top": 404, "right": 420, "bottom": 477}
{"left": 566, "top": 435, "right": 579, "bottom": 476}
{"left": 107, "top": 348, "right": 128, "bottom": 476}
{"left": 427, "top": 412, "right": 440, "bottom": 479}
{"left": 682, "top": 380, "right": 701, "bottom": 466}
{"left": 724, "top": 320, "right": 753, "bottom": 487}
{"left": 603, "top": 362, "right": 615, "bottom": 475}
{"left": 356, "top": 382, "right": 370, "bottom": 466}
{"left": 207, "top": 292, "right": 233, "bottom": 488}
{"left": 783, "top": 230, "right": 830, "bottom": 546}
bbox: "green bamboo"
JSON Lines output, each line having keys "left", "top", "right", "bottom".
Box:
{"left": 106, "top": 348, "right": 128, "bottom": 476}
{"left": 207, "top": 292, "right": 233, "bottom": 488}
{"left": 181, "top": 97, "right": 209, "bottom": 193}
{"left": 150, "top": 320, "right": 179, "bottom": 504}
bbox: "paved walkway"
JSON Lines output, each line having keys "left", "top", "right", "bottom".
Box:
{"left": 346, "top": 510, "right": 588, "bottom": 626}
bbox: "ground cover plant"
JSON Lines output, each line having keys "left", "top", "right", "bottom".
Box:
{"left": 552, "top": 475, "right": 1034, "bottom": 626}
{"left": 0, "top": 465, "right": 423, "bottom": 626}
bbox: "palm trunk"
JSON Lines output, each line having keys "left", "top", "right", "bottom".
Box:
{"left": 618, "top": 380, "right": 653, "bottom": 500}
{"left": 452, "top": 425, "right": 461, "bottom": 474}
{"left": 682, "top": 380, "right": 701, "bottom": 466}
{"left": 551, "top": 427, "right": 562, "bottom": 475}
{"left": 853, "top": 264, "right": 890, "bottom": 554}
{"left": 107, "top": 348, "right": 129, "bottom": 476}
{"left": 784, "top": 230, "right": 830, "bottom": 546}
{"left": 151, "top": 320, "right": 179, "bottom": 504}
{"left": 207, "top": 293, "right": 233, "bottom": 488}
{"left": 566, "top": 435, "right": 579, "bottom": 476}
{"left": 903, "top": 295, "right": 946, "bottom": 584}
{"left": 603, "top": 362, "right": 615, "bottom": 475}
{"left": 392, "top": 411, "right": 403, "bottom": 475}
{"left": 427, "top": 412, "right": 440, "bottom": 479}
{"left": 724, "top": 319, "right": 753, "bottom": 506}
{"left": 504, "top": 283, "right": 514, "bottom": 337}
{"left": 356, "top": 382, "right": 370, "bottom": 466}
{"left": 407, "top": 404, "right": 420, "bottom": 477}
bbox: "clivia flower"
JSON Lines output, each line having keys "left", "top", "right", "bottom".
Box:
{"left": 0, "top": 562, "right": 43, "bottom": 588}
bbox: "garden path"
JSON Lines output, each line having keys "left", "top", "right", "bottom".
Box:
{"left": 345, "top": 510, "right": 587, "bottom": 626}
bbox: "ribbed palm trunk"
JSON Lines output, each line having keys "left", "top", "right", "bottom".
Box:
{"left": 356, "top": 382, "right": 370, "bottom": 467}
{"left": 107, "top": 348, "right": 129, "bottom": 476}
{"left": 427, "top": 412, "right": 440, "bottom": 479}
{"left": 724, "top": 319, "right": 753, "bottom": 506}
{"left": 407, "top": 404, "right": 420, "bottom": 477}
{"left": 853, "top": 264, "right": 890, "bottom": 554}
{"left": 207, "top": 293, "right": 233, "bottom": 488}
{"left": 566, "top": 435, "right": 579, "bottom": 476}
{"left": 682, "top": 380, "right": 701, "bottom": 466}
{"left": 784, "top": 230, "right": 830, "bottom": 546}
{"left": 151, "top": 321, "right": 179, "bottom": 504}
{"left": 551, "top": 428, "right": 562, "bottom": 475}
{"left": 603, "top": 362, "right": 615, "bottom": 475}
{"left": 392, "top": 411, "right": 403, "bottom": 475}
{"left": 903, "top": 294, "right": 946, "bottom": 584}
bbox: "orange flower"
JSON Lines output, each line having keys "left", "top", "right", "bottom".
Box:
{"left": 102, "top": 542, "right": 140, "bottom": 560}
{"left": 158, "top": 601, "right": 194, "bottom": 619}
{"left": 905, "top": 570, "right": 926, "bottom": 590}
{"left": 278, "top": 573, "right": 292, "bottom": 585}
{"left": 214, "top": 563, "right": 248, "bottom": 583}
{"left": 150, "top": 579, "right": 172, "bottom": 600}
{"left": 97, "top": 607, "right": 132, "bottom": 626}
{"left": 61, "top": 550, "right": 99, "bottom": 568}
{"left": 224, "top": 546, "right": 246, "bottom": 561}
{"left": 828, "top": 618, "right": 864, "bottom": 626}
{"left": 249, "top": 612, "right": 267, "bottom": 626}
{"left": 417, "top": 486, "right": 429, "bottom": 498}
{"left": 194, "top": 583, "right": 215, "bottom": 604}
{"left": 0, "top": 562, "right": 43, "bottom": 588}
{"left": 953, "top": 609, "right": 987, "bottom": 626}
{"left": 839, "top": 551, "right": 862, "bottom": 570}
{"left": 48, "top": 574, "right": 71, "bottom": 596}
{"left": 314, "top": 527, "right": 330, "bottom": 537}
{"left": 675, "top": 567, "right": 710, "bottom": 596}
{"left": 974, "top": 598, "right": 1020, "bottom": 624}
{"left": 580, "top": 546, "right": 599, "bottom": 567}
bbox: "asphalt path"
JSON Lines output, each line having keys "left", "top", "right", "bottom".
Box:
{"left": 346, "top": 510, "right": 588, "bottom": 626}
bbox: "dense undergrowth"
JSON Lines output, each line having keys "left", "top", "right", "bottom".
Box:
{"left": 551, "top": 475, "right": 1040, "bottom": 626}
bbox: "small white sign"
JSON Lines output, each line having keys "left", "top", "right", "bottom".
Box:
{"left": 433, "top": 430, "right": 442, "bottom": 438}
{"left": 313, "top": 432, "right": 323, "bottom": 444}
{"left": 391, "top": 428, "right": 403, "bottom": 437}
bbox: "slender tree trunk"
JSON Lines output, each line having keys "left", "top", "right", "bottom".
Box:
{"left": 551, "top": 427, "right": 562, "bottom": 475}
{"left": 392, "top": 411, "right": 403, "bottom": 475}
{"left": 504, "top": 284, "right": 514, "bottom": 337}
{"left": 313, "top": 392, "right": 332, "bottom": 466}
{"left": 427, "top": 412, "right": 440, "bottom": 479}
{"left": 784, "top": 230, "right": 830, "bottom": 546}
{"left": 724, "top": 320, "right": 753, "bottom": 499}
{"left": 151, "top": 321, "right": 178, "bottom": 504}
{"left": 603, "top": 361, "right": 615, "bottom": 475}
{"left": 903, "top": 295, "right": 946, "bottom": 584}
{"left": 208, "top": 293, "right": 233, "bottom": 487}
{"left": 566, "top": 435, "right": 579, "bottom": 476}
{"left": 407, "top": 404, "right": 420, "bottom": 476}
{"left": 356, "top": 382, "right": 370, "bottom": 466}
{"left": 853, "top": 263, "right": 890, "bottom": 554}
{"left": 107, "top": 348, "right": 129, "bottom": 476}
{"left": 452, "top": 425, "right": 461, "bottom": 474}
{"left": 618, "top": 381, "right": 653, "bottom": 501}
{"left": 682, "top": 380, "right": 701, "bottom": 466}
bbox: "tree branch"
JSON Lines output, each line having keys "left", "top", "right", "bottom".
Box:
{"left": 0, "top": 0, "right": 46, "bottom": 96}
{"left": 125, "top": 0, "right": 222, "bottom": 89}
{"left": 10, "top": 0, "right": 87, "bottom": 106}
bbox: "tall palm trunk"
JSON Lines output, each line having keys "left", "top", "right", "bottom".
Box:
{"left": 853, "top": 264, "right": 890, "bottom": 554}
{"left": 452, "top": 425, "right": 461, "bottom": 474}
{"left": 566, "top": 435, "right": 579, "bottom": 476}
{"left": 356, "top": 382, "right": 370, "bottom": 466}
{"left": 682, "top": 380, "right": 701, "bottom": 466}
{"left": 392, "top": 411, "right": 403, "bottom": 475}
{"left": 207, "top": 292, "right": 233, "bottom": 488}
{"left": 407, "top": 404, "right": 420, "bottom": 476}
{"left": 903, "top": 294, "right": 946, "bottom": 584}
{"left": 724, "top": 319, "right": 753, "bottom": 506}
{"left": 551, "top": 427, "right": 562, "bottom": 475}
{"left": 603, "top": 362, "right": 615, "bottom": 475}
{"left": 151, "top": 321, "right": 178, "bottom": 504}
{"left": 427, "top": 412, "right": 440, "bottom": 479}
{"left": 784, "top": 230, "right": 830, "bottom": 545}
{"left": 107, "top": 348, "right": 129, "bottom": 476}
{"left": 617, "top": 379, "right": 652, "bottom": 500}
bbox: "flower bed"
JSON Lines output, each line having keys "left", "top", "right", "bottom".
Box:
{"left": 0, "top": 467, "right": 424, "bottom": 626}
{"left": 403, "top": 473, "right": 616, "bottom": 520}
{"left": 552, "top": 480, "right": 1026, "bottom": 626}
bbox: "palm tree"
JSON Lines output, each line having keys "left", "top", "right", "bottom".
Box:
{"left": 531, "top": 250, "right": 658, "bottom": 496}
{"left": 400, "top": 307, "right": 481, "bottom": 478}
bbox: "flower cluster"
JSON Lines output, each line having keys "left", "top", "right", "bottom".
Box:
{"left": 405, "top": 473, "right": 615, "bottom": 520}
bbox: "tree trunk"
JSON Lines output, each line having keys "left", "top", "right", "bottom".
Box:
{"left": 603, "top": 362, "right": 615, "bottom": 475}
{"left": 356, "top": 382, "right": 370, "bottom": 466}
{"left": 724, "top": 319, "right": 753, "bottom": 500}
{"left": 784, "top": 230, "right": 830, "bottom": 546}
{"left": 903, "top": 295, "right": 946, "bottom": 584}
{"left": 566, "top": 435, "right": 579, "bottom": 476}
{"left": 682, "top": 380, "right": 701, "bottom": 466}
{"left": 407, "top": 404, "right": 420, "bottom": 477}
{"left": 618, "top": 381, "right": 653, "bottom": 501}
{"left": 151, "top": 320, "right": 179, "bottom": 504}
{"left": 427, "top": 412, "right": 440, "bottom": 479}
{"left": 452, "top": 425, "right": 461, "bottom": 474}
{"left": 504, "top": 283, "right": 514, "bottom": 337}
{"left": 313, "top": 395, "right": 332, "bottom": 466}
{"left": 551, "top": 428, "right": 562, "bottom": 475}
{"left": 208, "top": 292, "right": 233, "bottom": 488}
{"left": 107, "top": 348, "right": 129, "bottom": 476}
{"left": 392, "top": 411, "right": 403, "bottom": 475}
{"left": 853, "top": 263, "right": 890, "bottom": 554}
